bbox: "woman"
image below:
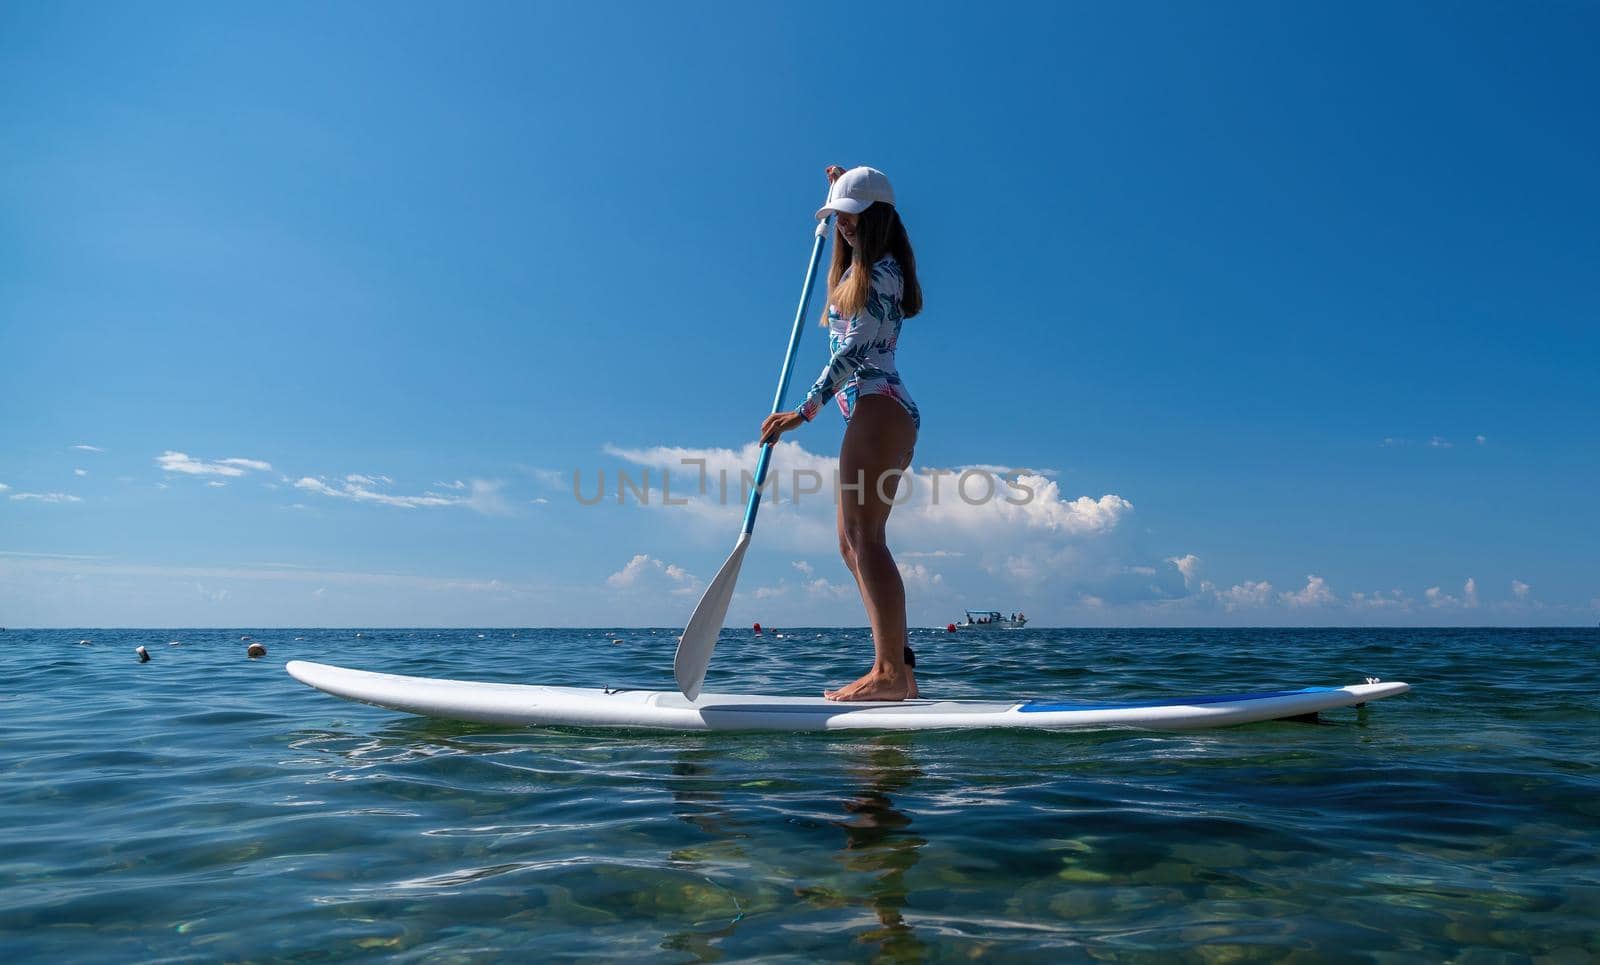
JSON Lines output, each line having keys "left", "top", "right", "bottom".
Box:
{"left": 760, "top": 165, "right": 923, "bottom": 702}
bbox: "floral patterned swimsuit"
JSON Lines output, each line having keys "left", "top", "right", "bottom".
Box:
{"left": 797, "top": 254, "right": 921, "bottom": 430}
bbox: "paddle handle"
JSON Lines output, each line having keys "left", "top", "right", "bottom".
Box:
{"left": 740, "top": 216, "right": 831, "bottom": 535}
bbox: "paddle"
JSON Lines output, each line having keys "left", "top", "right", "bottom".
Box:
{"left": 673, "top": 174, "right": 839, "bottom": 700}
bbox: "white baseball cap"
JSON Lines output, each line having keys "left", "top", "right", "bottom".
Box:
{"left": 815, "top": 166, "right": 895, "bottom": 220}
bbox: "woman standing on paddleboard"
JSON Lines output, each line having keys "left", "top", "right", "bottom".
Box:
{"left": 760, "top": 165, "right": 923, "bottom": 702}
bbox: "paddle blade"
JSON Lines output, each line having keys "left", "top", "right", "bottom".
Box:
{"left": 674, "top": 533, "right": 752, "bottom": 701}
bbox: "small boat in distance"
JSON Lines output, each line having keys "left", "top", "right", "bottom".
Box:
{"left": 957, "top": 609, "right": 1028, "bottom": 628}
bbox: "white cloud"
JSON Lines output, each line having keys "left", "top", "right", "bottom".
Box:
{"left": 293, "top": 477, "right": 341, "bottom": 498}
{"left": 600, "top": 441, "right": 1583, "bottom": 623}
{"left": 0, "top": 483, "right": 8, "bottom": 491}
{"left": 1350, "top": 589, "right": 1410, "bottom": 609}
{"left": 1429, "top": 436, "right": 1453, "bottom": 449}
{"left": 193, "top": 582, "right": 230, "bottom": 603}
{"left": 219, "top": 458, "right": 271, "bottom": 471}
{"left": 206, "top": 481, "right": 226, "bottom": 488}
{"left": 805, "top": 577, "right": 855, "bottom": 600}
{"left": 9, "top": 492, "right": 84, "bottom": 503}
{"left": 1281, "top": 574, "right": 1335, "bottom": 608}
{"left": 951, "top": 462, "right": 1060, "bottom": 478}
{"left": 530, "top": 497, "right": 549, "bottom": 505}
{"left": 1476, "top": 435, "right": 1487, "bottom": 446}
{"left": 602, "top": 442, "right": 1134, "bottom": 533}
{"left": 1511, "top": 580, "right": 1530, "bottom": 600}
{"left": 897, "top": 561, "right": 944, "bottom": 591}
{"left": 1424, "top": 578, "right": 1483, "bottom": 610}
{"left": 604, "top": 441, "right": 1161, "bottom": 607}
{"left": 73, "top": 469, "right": 88, "bottom": 477}
{"left": 606, "top": 554, "right": 701, "bottom": 595}
{"left": 345, "top": 474, "right": 394, "bottom": 487}
{"left": 72, "top": 444, "right": 104, "bottom": 453}
{"left": 1425, "top": 586, "right": 1458, "bottom": 608}
{"left": 606, "top": 555, "right": 652, "bottom": 587}
{"left": 948, "top": 485, "right": 1131, "bottom": 536}
{"left": 435, "top": 479, "right": 467, "bottom": 490}
{"left": 462, "top": 479, "right": 513, "bottom": 516}
{"left": 292, "top": 475, "right": 495, "bottom": 511}
{"left": 1168, "top": 554, "right": 1200, "bottom": 587}
{"left": 156, "top": 451, "right": 273, "bottom": 477}
{"left": 1220, "top": 580, "right": 1273, "bottom": 610}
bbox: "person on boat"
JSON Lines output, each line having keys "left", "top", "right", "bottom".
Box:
{"left": 760, "top": 165, "right": 922, "bottom": 702}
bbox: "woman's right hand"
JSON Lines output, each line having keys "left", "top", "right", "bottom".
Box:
{"left": 760, "top": 410, "right": 805, "bottom": 446}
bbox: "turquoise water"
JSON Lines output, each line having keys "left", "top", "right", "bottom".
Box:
{"left": 1, "top": 627, "right": 1596, "bottom": 961}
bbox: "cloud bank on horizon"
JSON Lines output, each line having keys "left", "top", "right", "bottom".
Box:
{"left": 0, "top": 438, "right": 1577, "bottom": 627}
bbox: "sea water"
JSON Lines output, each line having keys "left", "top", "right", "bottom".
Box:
{"left": 0, "top": 627, "right": 1595, "bottom": 961}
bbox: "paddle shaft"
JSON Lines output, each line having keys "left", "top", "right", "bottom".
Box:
{"left": 741, "top": 216, "right": 831, "bottom": 535}
{"left": 673, "top": 208, "right": 834, "bottom": 700}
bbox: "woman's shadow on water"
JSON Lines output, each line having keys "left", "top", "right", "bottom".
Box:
{"left": 662, "top": 737, "right": 930, "bottom": 963}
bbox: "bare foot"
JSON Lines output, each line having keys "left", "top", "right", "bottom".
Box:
{"left": 824, "top": 666, "right": 918, "bottom": 701}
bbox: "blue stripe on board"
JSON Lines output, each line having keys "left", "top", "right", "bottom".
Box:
{"left": 1017, "top": 686, "right": 1340, "bottom": 713}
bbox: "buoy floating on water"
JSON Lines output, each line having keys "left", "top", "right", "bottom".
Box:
{"left": 247, "top": 642, "right": 267, "bottom": 659}
{"left": 752, "top": 622, "right": 762, "bottom": 635}
{"left": 136, "top": 646, "right": 150, "bottom": 663}
{"left": 946, "top": 623, "right": 957, "bottom": 633}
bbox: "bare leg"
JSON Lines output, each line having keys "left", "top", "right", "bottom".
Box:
{"left": 833, "top": 489, "right": 919, "bottom": 700}
{"left": 825, "top": 396, "right": 918, "bottom": 701}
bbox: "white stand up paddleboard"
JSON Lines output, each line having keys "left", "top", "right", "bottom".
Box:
{"left": 286, "top": 661, "right": 1409, "bottom": 732}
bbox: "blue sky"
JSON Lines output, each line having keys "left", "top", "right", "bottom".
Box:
{"left": 2, "top": 1, "right": 1596, "bottom": 627}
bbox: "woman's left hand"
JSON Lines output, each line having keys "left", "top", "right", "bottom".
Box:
{"left": 760, "top": 411, "right": 805, "bottom": 445}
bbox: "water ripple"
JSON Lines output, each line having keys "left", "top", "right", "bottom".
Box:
{"left": 0, "top": 627, "right": 1596, "bottom": 959}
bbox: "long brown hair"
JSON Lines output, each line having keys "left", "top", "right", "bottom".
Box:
{"left": 824, "top": 201, "right": 922, "bottom": 322}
